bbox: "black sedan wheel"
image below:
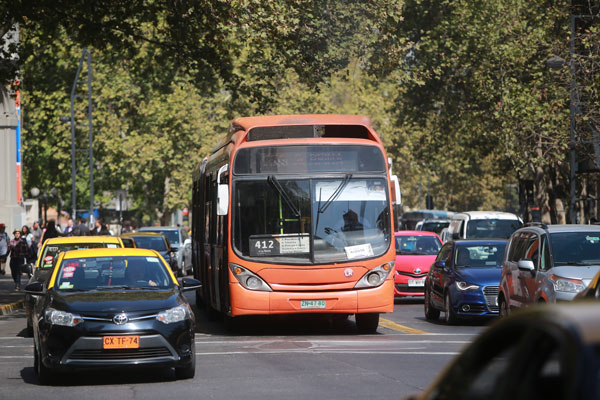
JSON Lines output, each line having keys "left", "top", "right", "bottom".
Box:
{"left": 424, "top": 286, "right": 440, "bottom": 321}
{"left": 34, "top": 344, "right": 53, "bottom": 385}
{"left": 175, "top": 342, "right": 196, "bottom": 379}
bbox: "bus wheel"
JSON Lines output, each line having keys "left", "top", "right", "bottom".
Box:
{"left": 355, "top": 313, "right": 379, "bottom": 334}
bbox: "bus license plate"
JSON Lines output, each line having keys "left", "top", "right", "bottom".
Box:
{"left": 408, "top": 279, "right": 425, "bottom": 287}
{"left": 103, "top": 335, "right": 140, "bottom": 349}
{"left": 300, "top": 300, "right": 326, "bottom": 309}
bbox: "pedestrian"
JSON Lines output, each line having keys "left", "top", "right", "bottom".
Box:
{"left": 0, "top": 223, "right": 8, "bottom": 275}
{"left": 31, "top": 221, "right": 42, "bottom": 247}
{"left": 40, "top": 220, "right": 59, "bottom": 245}
{"left": 63, "top": 218, "right": 75, "bottom": 236}
{"left": 21, "top": 225, "right": 36, "bottom": 275}
{"left": 92, "top": 218, "right": 110, "bottom": 235}
{"left": 8, "top": 229, "right": 28, "bottom": 290}
{"left": 72, "top": 217, "right": 90, "bottom": 236}
{"left": 122, "top": 220, "right": 133, "bottom": 233}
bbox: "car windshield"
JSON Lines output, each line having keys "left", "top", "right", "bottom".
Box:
{"left": 132, "top": 236, "right": 167, "bottom": 251}
{"left": 466, "top": 219, "right": 522, "bottom": 239}
{"left": 420, "top": 221, "right": 450, "bottom": 235}
{"left": 140, "top": 229, "right": 179, "bottom": 244}
{"left": 233, "top": 177, "right": 391, "bottom": 264}
{"left": 455, "top": 243, "right": 506, "bottom": 267}
{"left": 395, "top": 235, "right": 441, "bottom": 255}
{"left": 55, "top": 256, "right": 174, "bottom": 291}
{"left": 550, "top": 232, "right": 600, "bottom": 265}
{"left": 39, "top": 242, "right": 118, "bottom": 269}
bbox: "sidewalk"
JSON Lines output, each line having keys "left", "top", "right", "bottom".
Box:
{"left": 0, "top": 265, "right": 26, "bottom": 316}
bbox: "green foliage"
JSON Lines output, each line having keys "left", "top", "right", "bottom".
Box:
{"left": 13, "top": 0, "right": 600, "bottom": 223}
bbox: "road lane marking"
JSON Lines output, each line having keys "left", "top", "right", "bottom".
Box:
{"left": 0, "top": 356, "right": 32, "bottom": 359}
{"left": 195, "top": 350, "right": 459, "bottom": 356}
{"left": 379, "top": 318, "right": 428, "bottom": 334}
{"left": 194, "top": 339, "right": 469, "bottom": 344}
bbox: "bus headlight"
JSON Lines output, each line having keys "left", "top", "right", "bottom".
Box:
{"left": 229, "top": 264, "right": 273, "bottom": 292}
{"left": 355, "top": 262, "right": 394, "bottom": 289}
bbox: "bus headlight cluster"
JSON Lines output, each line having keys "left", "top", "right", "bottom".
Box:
{"left": 355, "top": 262, "right": 394, "bottom": 289}
{"left": 229, "top": 264, "right": 273, "bottom": 292}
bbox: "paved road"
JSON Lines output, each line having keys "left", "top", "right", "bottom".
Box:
{"left": 0, "top": 294, "right": 492, "bottom": 400}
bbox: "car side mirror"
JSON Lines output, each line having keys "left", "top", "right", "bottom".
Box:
{"left": 24, "top": 281, "right": 44, "bottom": 295}
{"left": 452, "top": 232, "right": 460, "bottom": 240}
{"left": 180, "top": 278, "right": 202, "bottom": 291}
{"left": 518, "top": 259, "right": 535, "bottom": 272}
{"left": 434, "top": 260, "right": 446, "bottom": 269}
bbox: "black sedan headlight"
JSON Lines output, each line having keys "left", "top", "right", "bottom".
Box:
{"left": 45, "top": 308, "right": 83, "bottom": 327}
{"left": 156, "top": 304, "right": 192, "bottom": 324}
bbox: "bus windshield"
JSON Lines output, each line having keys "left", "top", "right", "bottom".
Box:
{"left": 233, "top": 177, "right": 391, "bottom": 264}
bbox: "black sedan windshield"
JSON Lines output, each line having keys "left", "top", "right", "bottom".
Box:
{"left": 55, "top": 256, "right": 174, "bottom": 291}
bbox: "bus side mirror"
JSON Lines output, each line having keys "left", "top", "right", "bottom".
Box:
{"left": 390, "top": 174, "right": 401, "bottom": 206}
{"left": 217, "top": 184, "right": 229, "bottom": 215}
{"left": 217, "top": 164, "right": 229, "bottom": 216}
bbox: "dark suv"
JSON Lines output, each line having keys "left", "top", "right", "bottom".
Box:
{"left": 498, "top": 223, "right": 600, "bottom": 315}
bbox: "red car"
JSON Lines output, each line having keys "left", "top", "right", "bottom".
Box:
{"left": 394, "top": 231, "right": 442, "bottom": 297}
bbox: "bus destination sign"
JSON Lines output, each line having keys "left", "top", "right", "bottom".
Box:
{"left": 249, "top": 234, "right": 310, "bottom": 257}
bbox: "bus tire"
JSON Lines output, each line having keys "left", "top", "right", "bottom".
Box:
{"left": 355, "top": 313, "right": 379, "bottom": 334}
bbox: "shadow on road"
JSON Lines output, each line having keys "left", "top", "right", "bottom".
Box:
{"left": 20, "top": 365, "right": 177, "bottom": 387}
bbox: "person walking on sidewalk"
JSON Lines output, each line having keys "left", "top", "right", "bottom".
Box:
{"left": 0, "top": 223, "right": 8, "bottom": 275}
{"left": 8, "top": 229, "right": 28, "bottom": 290}
{"left": 40, "top": 220, "right": 59, "bottom": 245}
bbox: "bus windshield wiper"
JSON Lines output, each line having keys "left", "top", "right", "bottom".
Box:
{"left": 267, "top": 176, "right": 301, "bottom": 217}
{"left": 318, "top": 174, "right": 352, "bottom": 214}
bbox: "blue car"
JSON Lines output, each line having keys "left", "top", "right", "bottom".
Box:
{"left": 424, "top": 239, "right": 507, "bottom": 324}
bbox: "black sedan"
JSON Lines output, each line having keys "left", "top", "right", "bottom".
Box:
{"left": 25, "top": 247, "right": 201, "bottom": 384}
{"left": 406, "top": 302, "right": 600, "bottom": 400}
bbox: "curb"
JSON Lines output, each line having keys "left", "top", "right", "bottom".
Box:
{"left": 0, "top": 300, "right": 24, "bottom": 316}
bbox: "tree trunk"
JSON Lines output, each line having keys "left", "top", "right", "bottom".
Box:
{"left": 534, "top": 144, "right": 551, "bottom": 224}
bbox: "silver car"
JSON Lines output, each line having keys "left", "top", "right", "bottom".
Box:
{"left": 498, "top": 223, "right": 600, "bottom": 315}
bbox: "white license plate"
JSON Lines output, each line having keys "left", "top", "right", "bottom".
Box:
{"left": 300, "top": 300, "right": 326, "bottom": 309}
{"left": 408, "top": 279, "right": 425, "bottom": 287}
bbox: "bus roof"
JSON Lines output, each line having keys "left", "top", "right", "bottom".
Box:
{"left": 231, "top": 114, "right": 372, "bottom": 131}
{"left": 210, "top": 114, "right": 382, "bottom": 156}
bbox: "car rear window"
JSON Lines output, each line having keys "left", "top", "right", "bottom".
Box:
{"left": 132, "top": 236, "right": 168, "bottom": 251}
{"left": 55, "top": 256, "right": 173, "bottom": 291}
{"left": 40, "top": 243, "right": 114, "bottom": 269}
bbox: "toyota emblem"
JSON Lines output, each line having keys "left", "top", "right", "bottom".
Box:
{"left": 413, "top": 268, "right": 422, "bottom": 274}
{"left": 344, "top": 268, "right": 353, "bottom": 278}
{"left": 113, "top": 313, "right": 128, "bottom": 325}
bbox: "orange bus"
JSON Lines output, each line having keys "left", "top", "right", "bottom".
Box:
{"left": 191, "top": 114, "right": 397, "bottom": 332}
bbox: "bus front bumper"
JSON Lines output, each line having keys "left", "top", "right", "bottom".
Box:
{"left": 230, "top": 279, "right": 394, "bottom": 316}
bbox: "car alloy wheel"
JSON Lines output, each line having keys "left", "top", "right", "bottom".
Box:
{"left": 499, "top": 297, "right": 509, "bottom": 318}
{"left": 424, "top": 286, "right": 440, "bottom": 321}
{"left": 444, "top": 292, "right": 458, "bottom": 325}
